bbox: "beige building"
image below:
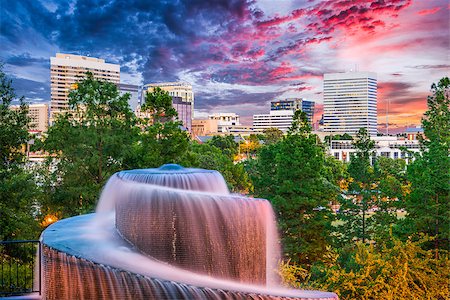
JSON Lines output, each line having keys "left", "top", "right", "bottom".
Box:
{"left": 191, "top": 119, "right": 219, "bottom": 136}
{"left": 50, "top": 53, "right": 120, "bottom": 120}
{"left": 208, "top": 113, "right": 240, "bottom": 133}
{"left": 11, "top": 103, "right": 49, "bottom": 132}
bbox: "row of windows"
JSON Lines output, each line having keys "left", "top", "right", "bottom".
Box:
{"left": 324, "top": 118, "right": 377, "bottom": 122}
{"left": 254, "top": 122, "right": 292, "bottom": 126}
{"left": 324, "top": 85, "right": 377, "bottom": 90}
{"left": 324, "top": 97, "right": 377, "bottom": 101}
{"left": 333, "top": 151, "right": 412, "bottom": 160}
{"left": 51, "top": 66, "right": 119, "bottom": 73}
{"left": 324, "top": 79, "right": 375, "bottom": 84}
{"left": 323, "top": 107, "right": 376, "bottom": 111}
{"left": 324, "top": 115, "right": 377, "bottom": 119}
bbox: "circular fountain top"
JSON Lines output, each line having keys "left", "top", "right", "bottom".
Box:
{"left": 159, "top": 164, "right": 185, "bottom": 171}
{"left": 96, "top": 164, "right": 230, "bottom": 214}
{"left": 119, "top": 164, "right": 219, "bottom": 175}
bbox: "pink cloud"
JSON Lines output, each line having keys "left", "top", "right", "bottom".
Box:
{"left": 417, "top": 7, "right": 441, "bottom": 15}
{"left": 256, "top": 8, "right": 305, "bottom": 28}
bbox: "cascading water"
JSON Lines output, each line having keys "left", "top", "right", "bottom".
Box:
{"left": 40, "top": 164, "right": 338, "bottom": 299}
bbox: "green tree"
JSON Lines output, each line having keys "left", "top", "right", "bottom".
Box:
{"left": 341, "top": 133, "right": 353, "bottom": 140}
{"left": 375, "top": 157, "right": 407, "bottom": 201}
{"left": 251, "top": 111, "right": 338, "bottom": 266}
{"left": 43, "top": 73, "right": 138, "bottom": 216}
{"left": 402, "top": 77, "right": 450, "bottom": 254}
{"left": 247, "top": 142, "right": 279, "bottom": 199}
{"left": 141, "top": 86, "right": 177, "bottom": 123}
{"left": 262, "top": 127, "right": 283, "bottom": 145}
{"left": 369, "top": 156, "right": 408, "bottom": 242}
{"left": 0, "top": 71, "right": 29, "bottom": 167}
{"left": 207, "top": 135, "right": 238, "bottom": 159}
{"left": 288, "top": 110, "right": 312, "bottom": 135}
{"left": 132, "top": 121, "right": 190, "bottom": 168}
{"left": 0, "top": 67, "right": 39, "bottom": 240}
{"left": 133, "top": 87, "right": 190, "bottom": 168}
{"left": 182, "top": 142, "right": 252, "bottom": 193}
{"left": 336, "top": 128, "right": 378, "bottom": 245}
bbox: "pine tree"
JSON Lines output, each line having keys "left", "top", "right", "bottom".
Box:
{"left": 335, "top": 128, "right": 379, "bottom": 245}
{"left": 251, "top": 110, "right": 339, "bottom": 266}
{"left": 0, "top": 67, "right": 39, "bottom": 240}
{"left": 402, "top": 77, "right": 450, "bottom": 254}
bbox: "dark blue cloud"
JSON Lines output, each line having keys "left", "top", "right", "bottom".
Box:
{"left": 10, "top": 77, "right": 50, "bottom": 103}
{"left": 196, "top": 89, "right": 283, "bottom": 110}
{"left": 1, "top": 0, "right": 250, "bottom": 81}
{"left": 6, "top": 53, "right": 49, "bottom": 68}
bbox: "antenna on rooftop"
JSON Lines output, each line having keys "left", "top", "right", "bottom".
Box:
{"left": 386, "top": 97, "right": 390, "bottom": 135}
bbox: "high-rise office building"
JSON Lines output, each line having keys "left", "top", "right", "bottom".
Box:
{"left": 172, "top": 96, "right": 192, "bottom": 132}
{"left": 323, "top": 72, "right": 377, "bottom": 136}
{"left": 253, "top": 98, "right": 315, "bottom": 133}
{"left": 50, "top": 53, "right": 120, "bottom": 120}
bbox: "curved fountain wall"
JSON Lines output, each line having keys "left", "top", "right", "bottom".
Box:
{"left": 40, "top": 164, "right": 338, "bottom": 300}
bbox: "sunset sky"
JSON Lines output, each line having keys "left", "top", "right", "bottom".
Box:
{"left": 1, "top": 0, "right": 449, "bottom": 132}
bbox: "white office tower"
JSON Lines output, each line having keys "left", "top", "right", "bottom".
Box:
{"left": 253, "top": 98, "right": 315, "bottom": 133}
{"left": 50, "top": 53, "right": 120, "bottom": 120}
{"left": 323, "top": 72, "right": 377, "bottom": 136}
{"left": 253, "top": 110, "right": 295, "bottom": 133}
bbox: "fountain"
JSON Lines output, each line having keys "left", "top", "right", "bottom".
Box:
{"left": 40, "top": 164, "right": 338, "bottom": 299}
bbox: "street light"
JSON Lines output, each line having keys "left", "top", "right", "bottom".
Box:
{"left": 245, "top": 140, "right": 250, "bottom": 159}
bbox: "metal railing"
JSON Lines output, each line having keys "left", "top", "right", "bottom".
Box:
{"left": 0, "top": 240, "right": 41, "bottom": 296}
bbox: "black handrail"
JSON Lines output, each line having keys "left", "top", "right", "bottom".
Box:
{"left": 0, "top": 240, "right": 41, "bottom": 296}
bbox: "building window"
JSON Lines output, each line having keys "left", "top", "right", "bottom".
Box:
{"left": 381, "top": 152, "right": 390, "bottom": 158}
{"left": 334, "top": 152, "right": 340, "bottom": 160}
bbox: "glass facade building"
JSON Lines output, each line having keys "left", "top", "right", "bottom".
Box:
{"left": 323, "top": 72, "right": 377, "bottom": 136}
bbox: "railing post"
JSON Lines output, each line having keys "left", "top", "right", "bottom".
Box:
{"left": 0, "top": 239, "right": 41, "bottom": 297}
{"left": 39, "top": 241, "right": 42, "bottom": 296}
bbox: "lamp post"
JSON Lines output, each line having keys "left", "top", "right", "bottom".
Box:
{"left": 245, "top": 140, "right": 250, "bottom": 159}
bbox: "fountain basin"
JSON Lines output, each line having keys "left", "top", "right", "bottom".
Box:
{"left": 41, "top": 214, "right": 338, "bottom": 299}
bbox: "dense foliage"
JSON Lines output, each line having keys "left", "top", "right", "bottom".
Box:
{"left": 250, "top": 111, "right": 341, "bottom": 266}
{"left": 0, "top": 68, "right": 39, "bottom": 240}
{"left": 42, "top": 73, "right": 139, "bottom": 216}
{"left": 401, "top": 77, "right": 450, "bottom": 253}
{"left": 281, "top": 236, "right": 448, "bottom": 300}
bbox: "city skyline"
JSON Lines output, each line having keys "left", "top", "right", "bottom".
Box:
{"left": 1, "top": 0, "right": 449, "bottom": 132}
